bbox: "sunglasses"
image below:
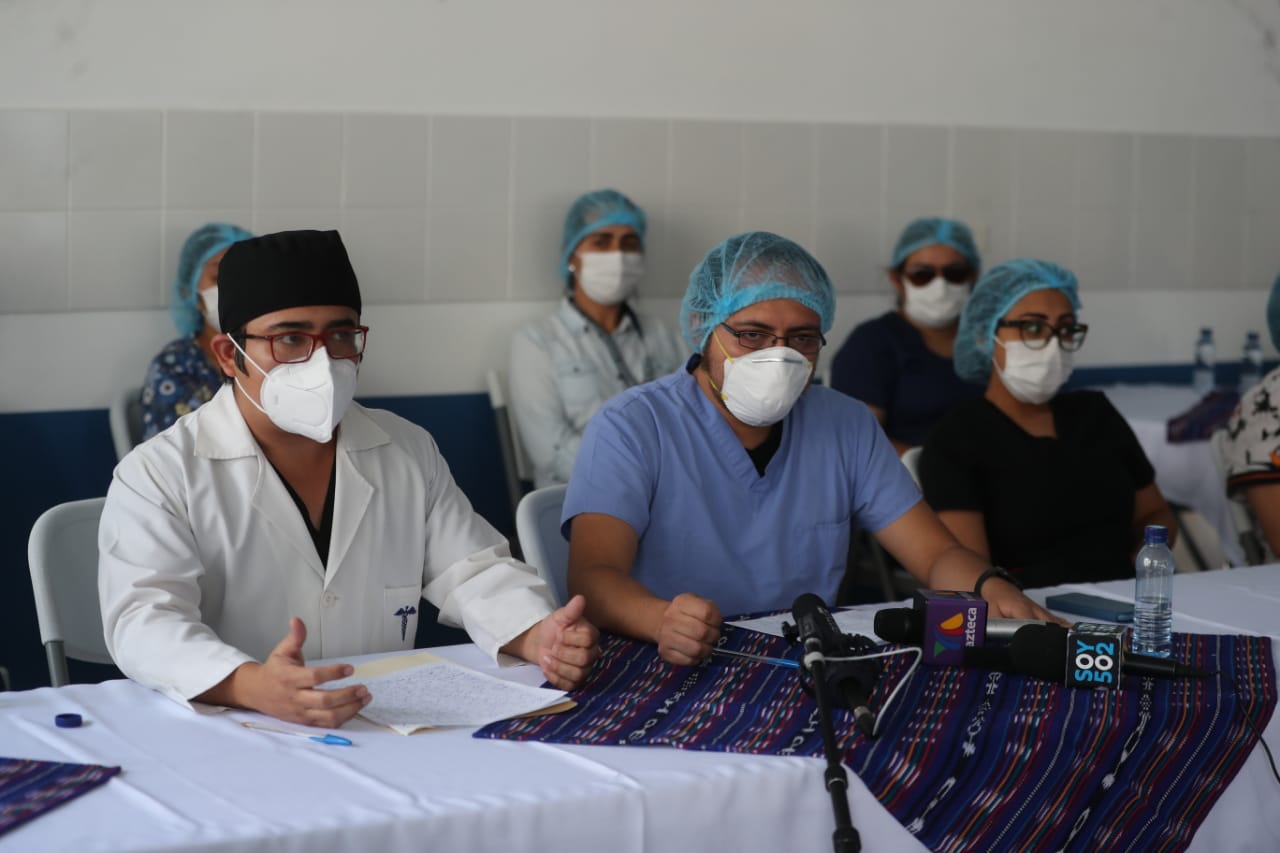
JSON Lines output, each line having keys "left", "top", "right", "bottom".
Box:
{"left": 901, "top": 263, "right": 975, "bottom": 287}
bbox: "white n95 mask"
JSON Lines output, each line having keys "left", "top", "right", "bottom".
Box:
{"left": 200, "top": 286, "right": 220, "bottom": 330}
{"left": 714, "top": 338, "right": 813, "bottom": 427}
{"left": 576, "top": 251, "right": 645, "bottom": 306}
{"left": 995, "top": 338, "right": 1072, "bottom": 405}
{"left": 230, "top": 339, "right": 359, "bottom": 443}
{"left": 902, "top": 277, "right": 969, "bottom": 328}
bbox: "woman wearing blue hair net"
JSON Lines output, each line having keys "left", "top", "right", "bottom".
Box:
{"left": 509, "top": 189, "right": 683, "bottom": 488}
{"left": 919, "top": 258, "right": 1176, "bottom": 588}
{"left": 561, "top": 231, "right": 1057, "bottom": 664}
{"left": 831, "top": 217, "right": 983, "bottom": 455}
{"left": 1224, "top": 272, "right": 1280, "bottom": 558}
{"left": 140, "top": 223, "right": 253, "bottom": 439}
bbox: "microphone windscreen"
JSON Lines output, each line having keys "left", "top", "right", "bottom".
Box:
{"left": 1009, "top": 623, "right": 1069, "bottom": 683}
{"left": 873, "top": 608, "right": 922, "bottom": 644}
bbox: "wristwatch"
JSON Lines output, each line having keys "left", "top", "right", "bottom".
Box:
{"left": 973, "top": 566, "right": 1021, "bottom": 597}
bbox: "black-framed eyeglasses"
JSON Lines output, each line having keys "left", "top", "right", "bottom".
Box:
{"left": 719, "top": 323, "right": 826, "bottom": 356}
{"left": 902, "top": 263, "right": 975, "bottom": 287}
{"left": 239, "top": 326, "right": 369, "bottom": 364}
{"left": 996, "top": 319, "right": 1088, "bottom": 352}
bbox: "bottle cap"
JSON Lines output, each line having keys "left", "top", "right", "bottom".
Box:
{"left": 1143, "top": 524, "right": 1169, "bottom": 545}
{"left": 54, "top": 713, "right": 82, "bottom": 728}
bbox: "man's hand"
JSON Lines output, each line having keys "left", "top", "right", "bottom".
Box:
{"left": 206, "top": 618, "right": 370, "bottom": 727}
{"left": 981, "top": 580, "right": 1066, "bottom": 625}
{"left": 532, "top": 594, "right": 601, "bottom": 690}
{"left": 655, "top": 593, "right": 722, "bottom": 665}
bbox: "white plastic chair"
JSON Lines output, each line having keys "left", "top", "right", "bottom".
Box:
{"left": 1209, "top": 429, "right": 1267, "bottom": 565}
{"left": 28, "top": 497, "right": 113, "bottom": 686}
{"left": 515, "top": 484, "right": 570, "bottom": 606}
{"left": 109, "top": 385, "right": 146, "bottom": 462}
{"left": 487, "top": 370, "right": 533, "bottom": 525}
{"left": 900, "top": 446, "right": 923, "bottom": 488}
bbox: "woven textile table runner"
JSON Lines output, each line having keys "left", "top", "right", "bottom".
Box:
{"left": 0, "top": 757, "right": 121, "bottom": 838}
{"left": 477, "top": 625, "right": 1276, "bottom": 852}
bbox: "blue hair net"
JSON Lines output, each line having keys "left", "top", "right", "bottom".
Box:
{"left": 1268, "top": 273, "right": 1280, "bottom": 352}
{"left": 559, "top": 189, "right": 647, "bottom": 285}
{"left": 680, "top": 231, "right": 835, "bottom": 352}
{"left": 170, "top": 223, "right": 253, "bottom": 336}
{"left": 891, "top": 217, "right": 981, "bottom": 274}
{"left": 954, "top": 258, "right": 1082, "bottom": 383}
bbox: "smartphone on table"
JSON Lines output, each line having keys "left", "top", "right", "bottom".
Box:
{"left": 1044, "top": 592, "right": 1135, "bottom": 623}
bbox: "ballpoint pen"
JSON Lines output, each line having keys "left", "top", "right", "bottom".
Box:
{"left": 240, "top": 721, "right": 353, "bottom": 746}
{"left": 711, "top": 648, "right": 800, "bottom": 669}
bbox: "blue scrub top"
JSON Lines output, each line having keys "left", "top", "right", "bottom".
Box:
{"left": 561, "top": 370, "right": 921, "bottom": 617}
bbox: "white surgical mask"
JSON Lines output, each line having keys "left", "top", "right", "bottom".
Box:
{"left": 230, "top": 337, "right": 359, "bottom": 443}
{"left": 200, "top": 286, "right": 219, "bottom": 330}
{"left": 995, "top": 338, "right": 1072, "bottom": 405}
{"left": 575, "top": 251, "right": 645, "bottom": 306}
{"left": 902, "top": 276, "right": 969, "bottom": 328}
{"left": 712, "top": 334, "right": 813, "bottom": 427}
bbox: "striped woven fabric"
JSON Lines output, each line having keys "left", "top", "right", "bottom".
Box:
{"left": 0, "top": 758, "right": 121, "bottom": 838}
{"left": 476, "top": 625, "right": 1276, "bottom": 852}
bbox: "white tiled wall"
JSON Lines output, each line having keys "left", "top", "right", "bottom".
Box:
{"left": 5, "top": 109, "right": 1277, "bottom": 319}
{"left": 1, "top": 108, "right": 1279, "bottom": 411}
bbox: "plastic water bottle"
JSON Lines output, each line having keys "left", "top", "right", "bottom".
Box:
{"left": 1240, "top": 331, "right": 1264, "bottom": 391}
{"left": 1133, "top": 524, "right": 1174, "bottom": 658}
{"left": 1192, "top": 327, "right": 1215, "bottom": 395}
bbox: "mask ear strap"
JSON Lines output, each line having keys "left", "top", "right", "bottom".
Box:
{"left": 707, "top": 331, "right": 734, "bottom": 402}
{"left": 713, "top": 329, "right": 734, "bottom": 364}
{"left": 226, "top": 334, "right": 272, "bottom": 415}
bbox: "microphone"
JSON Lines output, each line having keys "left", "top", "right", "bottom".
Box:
{"left": 788, "top": 593, "right": 882, "bottom": 737}
{"left": 1009, "top": 623, "right": 1213, "bottom": 688}
{"left": 870, "top": 590, "right": 995, "bottom": 665}
{"left": 874, "top": 607, "right": 1047, "bottom": 645}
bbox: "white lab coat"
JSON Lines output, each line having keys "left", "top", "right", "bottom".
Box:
{"left": 99, "top": 385, "right": 555, "bottom": 707}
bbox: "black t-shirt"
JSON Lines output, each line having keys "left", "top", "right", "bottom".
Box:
{"left": 918, "top": 390, "right": 1155, "bottom": 588}
{"left": 830, "top": 311, "right": 983, "bottom": 446}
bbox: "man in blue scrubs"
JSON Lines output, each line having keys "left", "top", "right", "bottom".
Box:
{"left": 562, "top": 231, "right": 1057, "bottom": 665}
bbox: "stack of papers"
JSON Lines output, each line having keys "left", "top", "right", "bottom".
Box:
{"left": 327, "top": 653, "right": 572, "bottom": 735}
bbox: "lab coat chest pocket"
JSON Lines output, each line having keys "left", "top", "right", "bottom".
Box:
{"left": 383, "top": 586, "right": 421, "bottom": 650}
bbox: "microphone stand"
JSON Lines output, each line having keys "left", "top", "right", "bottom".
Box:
{"left": 802, "top": 639, "right": 862, "bottom": 853}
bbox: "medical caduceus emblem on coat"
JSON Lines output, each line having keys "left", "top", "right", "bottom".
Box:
{"left": 394, "top": 606, "right": 417, "bottom": 642}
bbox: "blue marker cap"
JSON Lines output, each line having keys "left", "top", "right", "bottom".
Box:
{"left": 311, "top": 733, "right": 352, "bottom": 746}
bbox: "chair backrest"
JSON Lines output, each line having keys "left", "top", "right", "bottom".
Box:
{"left": 109, "top": 386, "right": 145, "bottom": 462}
{"left": 487, "top": 370, "right": 532, "bottom": 524}
{"left": 1208, "top": 429, "right": 1267, "bottom": 565}
{"left": 515, "top": 484, "right": 570, "bottom": 606}
{"left": 28, "top": 497, "right": 112, "bottom": 686}
{"left": 900, "top": 445, "right": 923, "bottom": 488}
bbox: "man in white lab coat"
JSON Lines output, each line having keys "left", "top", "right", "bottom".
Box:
{"left": 99, "top": 229, "right": 599, "bottom": 727}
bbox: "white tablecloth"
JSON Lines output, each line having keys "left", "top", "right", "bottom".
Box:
{"left": 2, "top": 568, "right": 1278, "bottom": 852}
{"left": 1099, "top": 384, "right": 1244, "bottom": 566}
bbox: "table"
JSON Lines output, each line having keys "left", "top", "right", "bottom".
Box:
{"left": 1099, "top": 384, "right": 1243, "bottom": 566}
{"left": 2, "top": 568, "right": 1277, "bottom": 853}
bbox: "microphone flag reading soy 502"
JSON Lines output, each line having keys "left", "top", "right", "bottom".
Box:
{"left": 1009, "top": 623, "right": 1212, "bottom": 688}
{"left": 788, "top": 593, "right": 882, "bottom": 737}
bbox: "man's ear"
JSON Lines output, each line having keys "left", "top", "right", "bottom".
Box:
{"left": 208, "top": 333, "right": 239, "bottom": 378}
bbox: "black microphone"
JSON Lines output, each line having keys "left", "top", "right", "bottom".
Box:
{"left": 789, "top": 593, "right": 882, "bottom": 737}
{"left": 1009, "top": 623, "right": 1212, "bottom": 687}
{"left": 874, "top": 606, "right": 1047, "bottom": 645}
